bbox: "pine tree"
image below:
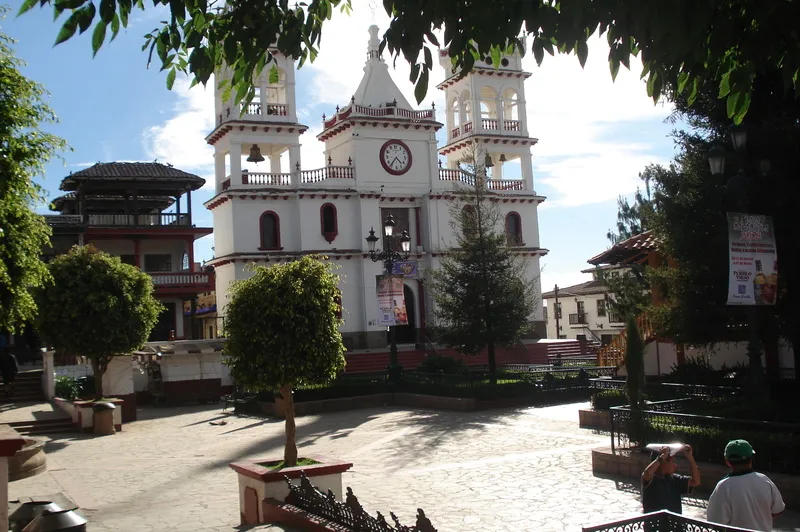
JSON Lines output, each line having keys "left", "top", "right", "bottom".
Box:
{"left": 430, "top": 150, "right": 537, "bottom": 384}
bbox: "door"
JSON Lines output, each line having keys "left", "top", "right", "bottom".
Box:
{"left": 601, "top": 334, "right": 613, "bottom": 346}
{"left": 391, "top": 285, "right": 417, "bottom": 344}
{"left": 150, "top": 302, "right": 176, "bottom": 341}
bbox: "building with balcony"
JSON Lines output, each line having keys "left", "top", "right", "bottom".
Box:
{"left": 43, "top": 162, "right": 214, "bottom": 341}
{"left": 205, "top": 25, "right": 548, "bottom": 351}
{"left": 542, "top": 265, "right": 628, "bottom": 344}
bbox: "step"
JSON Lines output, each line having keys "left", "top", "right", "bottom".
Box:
{"left": 12, "top": 425, "right": 75, "bottom": 436}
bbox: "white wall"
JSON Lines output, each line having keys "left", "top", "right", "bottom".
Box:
{"left": 89, "top": 239, "right": 189, "bottom": 272}
{"left": 543, "top": 293, "right": 626, "bottom": 340}
{"left": 53, "top": 356, "right": 134, "bottom": 396}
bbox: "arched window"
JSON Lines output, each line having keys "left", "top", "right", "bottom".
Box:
{"left": 505, "top": 212, "right": 522, "bottom": 246}
{"left": 259, "top": 211, "right": 281, "bottom": 250}
{"left": 320, "top": 203, "right": 338, "bottom": 243}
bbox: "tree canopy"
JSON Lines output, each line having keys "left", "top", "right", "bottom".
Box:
{"left": 0, "top": 13, "right": 67, "bottom": 333}
{"left": 19, "top": 0, "right": 800, "bottom": 122}
{"left": 36, "top": 245, "right": 163, "bottom": 397}
{"left": 223, "top": 256, "right": 346, "bottom": 466}
{"left": 430, "top": 152, "right": 536, "bottom": 383}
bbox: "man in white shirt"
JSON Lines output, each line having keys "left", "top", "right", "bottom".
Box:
{"left": 707, "top": 439, "right": 785, "bottom": 531}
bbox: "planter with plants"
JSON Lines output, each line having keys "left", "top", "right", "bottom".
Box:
{"left": 223, "top": 258, "right": 353, "bottom": 526}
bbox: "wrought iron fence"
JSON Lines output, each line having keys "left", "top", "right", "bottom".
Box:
{"left": 610, "top": 404, "right": 800, "bottom": 474}
{"left": 583, "top": 510, "right": 756, "bottom": 532}
{"left": 590, "top": 379, "right": 742, "bottom": 400}
{"left": 285, "top": 473, "right": 437, "bottom": 531}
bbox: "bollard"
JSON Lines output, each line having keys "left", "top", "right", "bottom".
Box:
{"left": 91, "top": 402, "right": 115, "bottom": 436}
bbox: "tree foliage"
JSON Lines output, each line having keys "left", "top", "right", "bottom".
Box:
{"left": 430, "top": 150, "right": 536, "bottom": 384}
{"left": 223, "top": 256, "right": 346, "bottom": 467}
{"left": 0, "top": 13, "right": 67, "bottom": 333}
{"left": 19, "top": 0, "right": 800, "bottom": 121}
{"left": 624, "top": 314, "right": 645, "bottom": 410}
{"left": 36, "top": 245, "right": 163, "bottom": 398}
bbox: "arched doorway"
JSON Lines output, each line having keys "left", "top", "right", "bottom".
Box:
{"left": 392, "top": 285, "right": 417, "bottom": 345}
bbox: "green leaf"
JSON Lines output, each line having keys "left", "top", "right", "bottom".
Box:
{"left": 99, "top": 0, "right": 114, "bottom": 23}
{"left": 166, "top": 67, "right": 176, "bottom": 89}
{"left": 269, "top": 63, "right": 280, "bottom": 84}
{"left": 576, "top": 40, "right": 588, "bottom": 68}
{"left": 77, "top": 3, "right": 96, "bottom": 34}
{"left": 677, "top": 71, "right": 689, "bottom": 94}
{"left": 490, "top": 45, "right": 501, "bottom": 68}
{"left": 533, "top": 38, "right": 544, "bottom": 66}
{"left": 414, "top": 66, "right": 429, "bottom": 104}
{"left": 424, "top": 46, "right": 432, "bottom": 70}
{"left": 54, "top": 13, "right": 80, "bottom": 45}
{"left": 609, "top": 58, "right": 620, "bottom": 82}
{"left": 17, "top": 0, "right": 40, "bottom": 16}
{"left": 718, "top": 71, "right": 731, "bottom": 98}
{"left": 110, "top": 13, "right": 120, "bottom": 41}
{"left": 91, "top": 20, "right": 107, "bottom": 56}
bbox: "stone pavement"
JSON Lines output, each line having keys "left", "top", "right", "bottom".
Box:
{"left": 8, "top": 402, "right": 800, "bottom": 531}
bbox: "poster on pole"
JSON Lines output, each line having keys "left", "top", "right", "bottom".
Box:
{"left": 727, "top": 213, "right": 778, "bottom": 306}
{"left": 375, "top": 274, "right": 408, "bottom": 326}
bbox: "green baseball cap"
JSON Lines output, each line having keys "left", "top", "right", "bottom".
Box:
{"left": 725, "top": 439, "right": 755, "bottom": 460}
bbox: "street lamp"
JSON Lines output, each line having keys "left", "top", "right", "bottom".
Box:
{"left": 365, "top": 214, "right": 412, "bottom": 376}
{"left": 707, "top": 129, "right": 765, "bottom": 391}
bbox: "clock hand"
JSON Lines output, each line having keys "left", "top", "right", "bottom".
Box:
{"left": 391, "top": 157, "right": 401, "bottom": 167}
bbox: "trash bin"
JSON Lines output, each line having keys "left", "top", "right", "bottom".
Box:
{"left": 21, "top": 509, "right": 87, "bottom": 531}
{"left": 9, "top": 501, "right": 62, "bottom": 532}
{"left": 92, "top": 401, "right": 115, "bottom": 435}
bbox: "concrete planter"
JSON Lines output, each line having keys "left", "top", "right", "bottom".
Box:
{"left": 229, "top": 455, "right": 353, "bottom": 526}
{"left": 8, "top": 438, "right": 47, "bottom": 482}
{"left": 578, "top": 409, "right": 611, "bottom": 431}
{"left": 54, "top": 397, "right": 124, "bottom": 432}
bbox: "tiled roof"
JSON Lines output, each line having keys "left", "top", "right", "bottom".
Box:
{"left": 587, "top": 230, "right": 660, "bottom": 266}
{"left": 60, "top": 162, "right": 205, "bottom": 190}
{"left": 542, "top": 280, "right": 608, "bottom": 299}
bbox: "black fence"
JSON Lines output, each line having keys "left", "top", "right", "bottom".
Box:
{"left": 590, "top": 379, "right": 742, "bottom": 401}
{"left": 610, "top": 403, "right": 800, "bottom": 474}
{"left": 583, "top": 510, "right": 755, "bottom": 532}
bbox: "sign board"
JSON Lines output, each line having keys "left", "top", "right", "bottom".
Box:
{"left": 727, "top": 212, "right": 778, "bottom": 306}
{"left": 391, "top": 261, "right": 418, "bottom": 277}
{"left": 375, "top": 274, "right": 408, "bottom": 326}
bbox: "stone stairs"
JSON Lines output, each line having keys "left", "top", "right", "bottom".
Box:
{"left": 1, "top": 367, "right": 75, "bottom": 436}
{"left": 5, "top": 417, "right": 75, "bottom": 436}
{"left": 1, "top": 368, "right": 46, "bottom": 404}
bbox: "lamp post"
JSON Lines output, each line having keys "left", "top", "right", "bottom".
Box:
{"left": 708, "top": 125, "right": 765, "bottom": 391}
{"left": 365, "top": 214, "right": 411, "bottom": 375}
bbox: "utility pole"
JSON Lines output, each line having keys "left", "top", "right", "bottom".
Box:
{"left": 553, "top": 284, "right": 560, "bottom": 339}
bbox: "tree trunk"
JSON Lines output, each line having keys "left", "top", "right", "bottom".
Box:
{"left": 90, "top": 357, "right": 105, "bottom": 400}
{"left": 281, "top": 384, "right": 298, "bottom": 467}
{"left": 487, "top": 339, "right": 497, "bottom": 385}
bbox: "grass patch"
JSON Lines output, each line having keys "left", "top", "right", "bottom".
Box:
{"left": 259, "top": 457, "right": 321, "bottom": 470}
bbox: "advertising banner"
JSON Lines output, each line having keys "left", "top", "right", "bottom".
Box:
{"left": 391, "top": 261, "right": 418, "bottom": 277}
{"left": 376, "top": 274, "right": 408, "bottom": 326}
{"left": 727, "top": 213, "right": 778, "bottom": 306}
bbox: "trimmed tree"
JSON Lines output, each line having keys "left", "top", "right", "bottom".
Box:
{"left": 36, "top": 245, "right": 163, "bottom": 398}
{"left": 430, "top": 151, "right": 537, "bottom": 385}
{"left": 0, "top": 16, "right": 67, "bottom": 333}
{"left": 624, "top": 313, "right": 647, "bottom": 446}
{"left": 223, "top": 256, "right": 346, "bottom": 467}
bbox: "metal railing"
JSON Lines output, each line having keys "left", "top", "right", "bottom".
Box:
{"left": 44, "top": 213, "right": 191, "bottom": 227}
{"left": 569, "top": 312, "right": 588, "bottom": 325}
{"left": 150, "top": 272, "right": 213, "bottom": 288}
{"left": 583, "top": 510, "right": 756, "bottom": 532}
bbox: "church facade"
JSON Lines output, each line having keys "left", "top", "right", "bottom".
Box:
{"left": 204, "top": 26, "right": 548, "bottom": 350}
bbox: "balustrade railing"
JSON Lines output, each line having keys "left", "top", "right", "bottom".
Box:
{"left": 437, "top": 169, "right": 526, "bottom": 192}
{"left": 300, "top": 165, "right": 354, "bottom": 183}
{"left": 451, "top": 126, "right": 460, "bottom": 138}
{"left": 85, "top": 213, "right": 190, "bottom": 227}
{"left": 150, "top": 272, "right": 213, "bottom": 287}
{"left": 481, "top": 118, "right": 498, "bottom": 130}
{"left": 242, "top": 172, "right": 292, "bottom": 186}
{"left": 323, "top": 103, "right": 435, "bottom": 128}
{"left": 43, "top": 214, "right": 83, "bottom": 226}
{"left": 227, "top": 166, "right": 356, "bottom": 188}
{"left": 503, "top": 119, "right": 521, "bottom": 131}
{"left": 463, "top": 121, "right": 473, "bottom": 133}
{"left": 487, "top": 179, "right": 525, "bottom": 191}
{"left": 245, "top": 102, "right": 288, "bottom": 117}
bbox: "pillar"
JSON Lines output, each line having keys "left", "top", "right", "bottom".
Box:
{"left": 187, "top": 237, "right": 195, "bottom": 271}
{"left": 186, "top": 189, "right": 193, "bottom": 226}
{"left": 215, "top": 152, "right": 227, "bottom": 194}
{"left": 42, "top": 350, "right": 55, "bottom": 400}
{"left": 230, "top": 143, "right": 243, "bottom": 186}
{"left": 518, "top": 97, "right": 529, "bottom": 136}
{"left": 289, "top": 144, "right": 302, "bottom": 188}
{"left": 520, "top": 151, "right": 534, "bottom": 192}
{"left": 496, "top": 95, "right": 504, "bottom": 132}
{"left": 269, "top": 154, "right": 282, "bottom": 174}
{"left": 0, "top": 426, "right": 26, "bottom": 532}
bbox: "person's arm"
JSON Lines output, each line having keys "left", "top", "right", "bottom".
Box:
{"left": 770, "top": 480, "right": 786, "bottom": 517}
{"left": 642, "top": 446, "right": 670, "bottom": 486}
{"left": 682, "top": 445, "right": 701, "bottom": 488}
{"left": 707, "top": 483, "right": 730, "bottom": 524}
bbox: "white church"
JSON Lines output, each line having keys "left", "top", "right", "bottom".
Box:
{"left": 205, "top": 25, "right": 547, "bottom": 350}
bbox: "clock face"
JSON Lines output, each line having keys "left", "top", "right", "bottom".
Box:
{"left": 380, "top": 140, "right": 412, "bottom": 175}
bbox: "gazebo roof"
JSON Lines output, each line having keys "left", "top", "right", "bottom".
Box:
{"left": 50, "top": 192, "right": 175, "bottom": 211}
{"left": 587, "top": 230, "right": 660, "bottom": 266}
{"left": 60, "top": 162, "right": 205, "bottom": 193}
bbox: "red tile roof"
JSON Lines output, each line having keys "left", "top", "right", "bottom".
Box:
{"left": 587, "top": 230, "right": 660, "bottom": 266}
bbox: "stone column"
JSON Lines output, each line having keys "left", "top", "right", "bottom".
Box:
{"left": 215, "top": 151, "right": 227, "bottom": 194}
{"left": 42, "top": 350, "right": 55, "bottom": 400}
{"left": 520, "top": 150, "right": 534, "bottom": 192}
{"left": 289, "top": 144, "right": 302, "bottom": 188}
{"left": 230, "top": 143, "right": 243, "bottom": 187}
{"left": 0, "top": 426, "right": 25, "bottom": 532}
{"left": 269, "top": 154, "right": 282, "bottom": 174}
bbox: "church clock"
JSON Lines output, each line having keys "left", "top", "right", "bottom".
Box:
{"left": 379, "top": 139, "right": 412, "bottom": 175}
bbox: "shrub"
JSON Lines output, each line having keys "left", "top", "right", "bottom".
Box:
{"left": 54, "top": 375, "right": 81, "bottom": 401}
{"left": 416, "top": 354, "right": 467, "bottom": 374}
{"left": 592, "top": 389, "right": 628, "bottom": 410}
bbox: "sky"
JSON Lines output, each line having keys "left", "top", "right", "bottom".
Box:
{"left": 4, "top": 1, "right": 683, "bottom": 294}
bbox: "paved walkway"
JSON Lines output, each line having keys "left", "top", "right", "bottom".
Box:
{"left": 8, "top": 402, "right": 800, "bottom": 531}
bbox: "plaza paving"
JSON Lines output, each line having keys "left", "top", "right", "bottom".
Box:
{"left": 8, "top": 401, "right": 800, "bottom": 531}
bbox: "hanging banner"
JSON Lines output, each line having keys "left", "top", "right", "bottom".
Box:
{"left": 391, "top": 261, "right": 418, "bottom": 277}
{"left": 375, "top": 274, "right": 408, "bottom": 326}
{"left": 727, "top": 213, "right": 778, "bottom": 306}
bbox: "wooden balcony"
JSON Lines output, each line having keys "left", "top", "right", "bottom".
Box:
{"left": 44, "top": 213, "right": 193, "bottom": 228}
{"left": 150, "top": 271, "right": 214, "bottom": 293}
